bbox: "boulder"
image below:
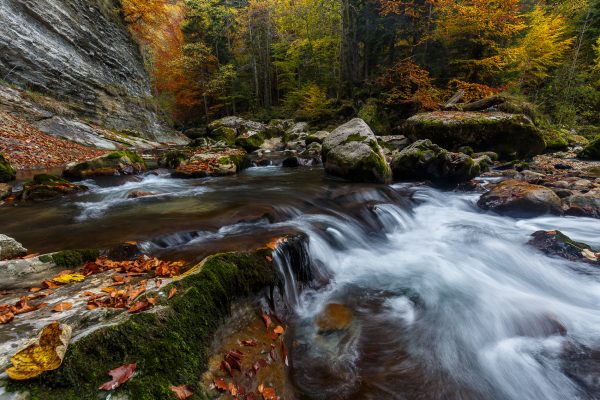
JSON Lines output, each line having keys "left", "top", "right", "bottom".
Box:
{"left": 305, "top": 131, "right": 330, "bottom": 145}
{"left": 0, "top": 154, "right": 16, "bottom": 182}
{"left": 578, "top": 137, "right": 600, "bottom": 160}
{"left": 529, "top": 230, "right": 599, "bottom": 264}
{"left": 477, "top": 179, "right": 562, "bottom": 217}
{"left": 403, "top": 111, "right": 546, "bottom": 159}
{"left": 235, "top": 131, "right": 266, "bottom": 152}
{"left": 391, "top": 140, "right": 490, "bottom": 185}
{"left": 322, "top": 118, "right": 392, "bottom": 184}
{"left": 0, "top": 234, "right": 27, "bottom": 261}
{"left": 21, "top": 174, "right": 87, "bottom": 201}
{"left": 377, "top": 135, "right": 409, "bottom": 152}
{"left": 172, "top": 148, "right": 249, "bottom": 179}
{"left": 207, "top": 117, "right": 267, "bottom": 146}
{"left": 282, "top": 156, "right": 300, "bottom": 168}
{"left": 64, "top": 151, "right": 145, "bottom": 179}
{"left": 265, "top": 119, "right": 294, "bottom": 137}
{"left": 563, "top": 189, "right": 600, "bottom": 219}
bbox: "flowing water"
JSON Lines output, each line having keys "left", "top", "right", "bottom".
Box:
{"left": 2, "top": 166, "right": 600, "bottom": 399}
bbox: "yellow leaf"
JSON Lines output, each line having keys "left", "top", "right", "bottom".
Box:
{"left": 6, "top": 322, "right": 72, "bottom": 380}
{"left": 52, "top": 273, "right": 86, "bottom": 285}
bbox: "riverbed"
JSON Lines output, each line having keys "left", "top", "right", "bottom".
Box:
{"left": 1, "top": 165, "right": 600, "bottom": 399}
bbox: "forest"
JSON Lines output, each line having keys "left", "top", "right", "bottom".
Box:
{"left": 123, "top": 0, "right": 600, "bottom": 133}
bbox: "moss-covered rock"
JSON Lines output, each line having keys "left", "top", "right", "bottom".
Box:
{"left": 235, "top": 131, "right": 265, "bottom": 152}
{"left": 305, "top": 131, "right": 330, "bottom": 146}
{"left": 172, "top": 148, "right": 249, "bottom": 179}
{"left": 322, "top": 119, "right": 392, "bottom": 184}
{"left": 578, "top": 137, "right": 600, "bottom": 160}
{"left": 38, "top": 249, "right": 100, "bottom": 268}
{"left": 8, "top": 250, "right": 277, "bottom": 399}
{"left": 21, "top": 174, "right": 87, "bottom": 201}
{"left": 391, "top": 140, "right": 489, "bottom": 185}
{"left": 528, "top": 230, "right": 599, "bottom": 264}
{"left": 158, "top": 150, "right": 189, "bottom": 169}
{"left": 403, "top": 111, "right": 546, "bottom": 159}
{"left": 64, "top": 151, "right": 145, "bottom": 179}
{"left": 0, "top": 154, "right": 16, "bottom": 183}
{"left": 542, "top": 128, "right": 569, "bottom": 151}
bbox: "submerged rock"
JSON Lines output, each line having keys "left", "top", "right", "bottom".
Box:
{"left": 529, "top": 230, "right": 599, "bottom": 264}
{"left": 477, "top": 179, "right": 562, "bottom": 217}
{"left": 21, "top": 174, "right": 87, "bottom": 201}
{"left": 316, "top": 304, "right": 354, "bottom": 333}
{"left": 403, "top": 111, "right": 546, "bottom": 159}
{"left": 322, "top": 118, "right": 392, "bottom": 184}
{"left": 0, "top": 234, "right": 27, "bottom": 261}
{"left": 0, "top": 154, "right": 16, "bottom": 183}
{"left": 172, "top": 148, "right": 249, "bottom": 178}
{"left": 64, "top": 151, "right": 145, "bottom": 179}
{"left": 391, "top": 139, "right": 490, "bottom": 185}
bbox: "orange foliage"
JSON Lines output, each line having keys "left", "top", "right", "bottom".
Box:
{"left": 377, "top": 60, "right": 439, "bottom": 109}
{"left": 446, "top": 79, "right": 503, "bottom": 103}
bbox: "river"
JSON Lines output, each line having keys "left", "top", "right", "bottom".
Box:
{"left": 1, "top": 166, "right": 600, "bottom": 399}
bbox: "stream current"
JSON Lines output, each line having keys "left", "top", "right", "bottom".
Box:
{"left": 2, "top": 166, "right": 600, "bottom": 399}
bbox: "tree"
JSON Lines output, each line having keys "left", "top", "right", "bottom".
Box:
{"left": 433, "top": 0, "right": 526, "bottom": 82}
{"left": 504, "top": 6, "right": 574, "bottom": 88}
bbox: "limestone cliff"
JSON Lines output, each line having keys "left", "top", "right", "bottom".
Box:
{"left": 0, "top": 0, "right": 180, "bottom": 144}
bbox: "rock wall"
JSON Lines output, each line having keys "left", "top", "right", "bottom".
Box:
{"left": 0, "top": 0, "right": 175, "bottom": 143}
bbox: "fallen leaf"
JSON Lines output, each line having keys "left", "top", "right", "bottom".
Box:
{"left": 29, "top": 288, "right": 42, "bottom": 293}
{"left": 261, "top": 310, "right": 271, "bottom": 329}
{"left": 228, "top": 382, "right": 238, "bottom": 396}
{"left": 128, "top": 300, "right": 153, "bottom": 314}
{"left": 98, "top": 363, "right": 137, "bottom": 391}
{"left": 266, "top": 256, "right": 273, "bottom": 262}
{"left": 258, "top": 383, "right": 264, "bottom": 394}
{"left": 6, "top": 322, "right": 72, "bottom": 380}
{"left": 274, "top": 326, "right": 285, "bottom": 335}
{"left": 42, "top": 280, "right": 60, "bottom": 289}
{"left": 241, "top": 339, "right": 258, "bottom": 347}
{"left": 52, "top": 302, "right": 73, "bottom": 312}
{"left": 52, "top": 273, "right": 86, "bottom": 285}
{"left": 582, "top": 248, "right": 598, "bottom": 261}
{"left": 170, "top": 384, "right": 194, "bottom": 399}
{"left": 214, "top": 378, "right": 228, "bottom": 392}
{"left": 0, "top": 311, "right": 14, "bottom": 324}
{"left": 168, "top": 287, "right": 177, "bottom": 300}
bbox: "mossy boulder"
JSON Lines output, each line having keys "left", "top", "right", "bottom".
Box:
{"left": 403, "top": 111, "right": 546, "bottom": 159}
{"left": 578, "top": 137, "right": 600, "bottom": 160}
{"left": 64, "top": 151, "right": 145, "bottom": 179}
{"left": 207, "top": 117, "right": 267, "bottom": 145}
{"left": 172, "top": 148, "right": 249, "bottom": 179}
{"left": 541, "top": 128, "right": 569, "bottom": 151}
{"left": 391, "top": 139, "right": 490, "bottom": 185}
{"left": 478, "top": 179, "right": 562, "bottom": 217}
{"left": 8, "top": 250, "right": 277, "bottom": 399}
{"left": 235, "top": 131, "right": 266, "bottom": 152}
{"left": 21, "top": 174, "right": 87, "bottom": 201}
{"left": 529, "top": 230, "right": 599, "bottom": 264}
{"left": 158, "top": 150, "right": 189, "bottom": 169}
{"left": 0, "top": 154, "right": 16, "bottom": 182}
{"left": 322, "top": 119, "right": 392, "bottom": 184}
{"left": 305, "top": 131, "right": 330, "bottom": 146}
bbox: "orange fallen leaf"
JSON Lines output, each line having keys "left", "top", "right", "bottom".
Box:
{"left": 266, "top": 237, "right": 286, "bottom": 250}
{"left": 266, "top": 256, "right": 273, "bottom": 262}
{"left": 0, "top": 312, "right": 14, "bottom": 324}
{"left": 42, "top": 280, "right": 60, "bottom": 289}
{"left": 98, "top": 363, "right": 137, "bottom": 391}
{"left": 168, "top": 287, "right": 177, "bottom": 300}
{"left": 274, "top": 325, "right": 285, "bottom": 335}
{"left": 170, "top": 384, "right": 194, "bottom": 399}
{"left": 52, "top": 302, "right": 73, "bottom": 313}
{"left": 29, "top": 288, "right": 42, "bottom": 293}
{"left": 214, "top": 378, "right": 228, "bottom": 392}
{"left": 128, "top": 300, "right": 152, "bottom": 314}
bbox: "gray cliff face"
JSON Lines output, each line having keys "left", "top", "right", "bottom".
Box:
{"left": 0, "top": 0, "right": 175, "bottom": 142}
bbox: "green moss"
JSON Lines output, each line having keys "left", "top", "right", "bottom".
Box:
{"left": 10, "top": 250, "right": 277, "bottom": 399}
{"left": 357, "top": 99, "right": 390, "bottom": 135}
{"left": 235, "top": 133, "right": 265, "bottom": 152}
{"left": 46, "top": 249, "right": 100, "bottom": 268}
{"left": 341, "top": 133, "right": 366, "bottom": 145}
{"left": 578, "top": 137, "right": 600, "bottom": 160}
{"left": 208, "top": 127, "right": 237, "bottom": 145}
{"left": 0, "top": 154, "right": 16, "bottom": 183}
{"left": 541, "top": 128, "right": 569, "bottom": 151}
{"left": 159, "top": 151, "right": 188, "bottom": 169}
{"left": 105, "top": 151, "right": 145, "bottom": 165}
